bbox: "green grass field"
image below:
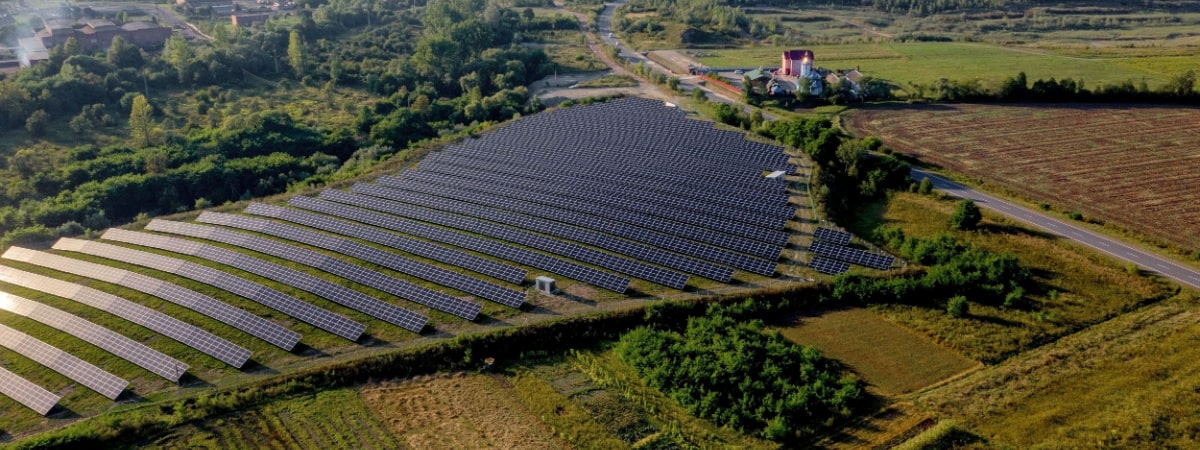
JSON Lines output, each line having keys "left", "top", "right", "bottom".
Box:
{"left": 696, "top": 42, "right": 1194, "bottom": 88}
{"left": 777, "top": 308, "right": 978, "bottom": 395}
{"left": 849, "top": 192, "right": 1177, "bottom": 364}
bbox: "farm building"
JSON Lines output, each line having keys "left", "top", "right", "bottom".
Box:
{"left": 780, "top": 49, "right": 813, "bottom": 77}
{"left": 18, "top": 19, "right": 172, "bottom": 68}
{"left": 232, "top": 13, "right": 270, "bottom": 27}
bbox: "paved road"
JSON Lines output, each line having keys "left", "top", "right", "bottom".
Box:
{"left": 912, "top": 167, "right": 1200, "bottom": 291}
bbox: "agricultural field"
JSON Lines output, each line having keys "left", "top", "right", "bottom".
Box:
{"left": 918, "top": 293, "right": 1200, "bottom": 447}
{"left": 845, "top": 104, "right": 1200, "bottom": 253}
{"left": 690, "top": 42, "right": 1192, "bottom": 89}
{"left": 777, "top": 308, "right": 978, "bottom": 395}
{"left": 139, "top": 389, "right": 400, "bottom": 449}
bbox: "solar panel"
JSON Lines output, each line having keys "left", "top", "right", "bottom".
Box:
{"left": 285, "top": 196, "right": 631, "bottom": 293}
{"left": 0, "top": 292, "right": 188, "bottom": 382}
{"left": 0, "top": 266, "right": 251, "bottom": 368}
{"left": 53, "top": 238, "right": 366, "bottom": 342}
{"left": 0, "top": 323, "right": 128, "bottom": 400}
{"left": 319, "top": 189, "right": 690, "bottom": 289}
{"left": 808, "top": 241, "right": 895, "bottom": 270}
{"left": 808, "top": 256, "right": 851, "bottom": 276}
{"left": 243, "top": 203, "right": 526, "bottom": 284}
{"left": 100, "top": 228, "right": 428, "bottom": 334}
{"left": 2, "top": 247, "right": 301, "bottom": 352}
{"left": 813, "top": 227, "right": 852, "bottom": 246}
{"left": 0, "top": 366, "right": 58, "bottom": 415}
{"left": 195, "top": 211, "right": 526, "bottom": 309}
{"left": 143, "top": 219, "right": 483, "bottom": 321}
{"left": 351, "top": 183, "right": 739, "bottom": 282}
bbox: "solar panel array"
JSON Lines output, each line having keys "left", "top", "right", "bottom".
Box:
{"left": 413, "top": 157, "right": 795, "bottom": 229}
{"left": 53, "top": 238, "right": 366, "bottom": 342}
{"left": 813, "top": 227, "right": 852, "bottom": 246}
{"left": 244, "top": 203, "right": 525, "bottom": 284}
{"left": 0, "top": 323, "right": 128, "bottom": 400}
{"left": 0, "top": 292, "right": 187, "bottom": 382}
{"left": 100, "top": 228, "right": 428, "bottom": 334}
{"left": 318, "top": 190, "right": 690, "bottom": 289}
{"left": 351, "top": 183, "right": 736, "bottom": 282}
{"left": 808, "top": 256, "right": 851, "bottom": 276}
{"left": 0, "top": 366, "right": 58, "bottom": 415}
{"left": 0, "top": 265, "right": 252, "bottom": 368}
{"left": 2, "top": 247, "right": 301, "bottom": 352}
{"left": 808, "top": 241, "right": 895, "bottom": 270}
{"left": 196, "top": 212, "right": 525, "bottom": 309}
{"left": 144, "top": 219, "right": 482, "bottom": 321}
{"left": 381, "top": 173, "right": 786, "bottom": 259}
{"left": 383, "top": 168, "right": 791, "bottom": 244}
{"left": 285, "top": 196, "right": 631, "bottom": 293}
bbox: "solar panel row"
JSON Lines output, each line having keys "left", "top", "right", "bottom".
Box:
{"left": 808, "top": 256, "right": 851, "bottom": 276}
{"left": 808, "top": 241, "right": 895, "bottom": 270}
{"left": 351, "top": 183, "right": 738, "bottom": 282}
{"left": 319, "top": 189, "right": 690, "bottom": 289}
{"left": 243, "top": 203, "right": 525, "bottom": 285}
{"left": 0, "top": 292, "right": 188, "bottom": 382}
{"left": 285, "top": 197, "right": 631, "bottom": 293}
{"left": 0, "top": 265, "right": 252, "bottom": 368}
{"left": 147, "top": 218, "right": 483, "bottom": 321}
{"left": 384, "top": 171, "right": 789, "bottom": 256}
{"left": 100, "top": 228, "right": 428, "bottom": 334}
{"left": 196, "top": 211, "right": 525, "bottom": 309}
{"left": 53, "top": 238, "right": 367, "bottom": 342}
{"left": 2, "top": 247, "right": 301, "bottom": 351}
{"left": 813, "top": 227, "right": 852, "bottom": 246}
{"left": 0, "top": 323, "right": 128, "bottom": 400}
{"left": 0, "top": 366, "right": 58, "bottom": 415}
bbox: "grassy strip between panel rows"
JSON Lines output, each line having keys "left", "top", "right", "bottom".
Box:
{"left": 5, "top": 282, "right": 828, "bottom": 450}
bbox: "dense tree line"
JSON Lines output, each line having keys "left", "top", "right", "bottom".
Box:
{"left": 911, "top": 70, "right": 1199, "bottom": 103}
{"left": 616, "top": 305, "right": 867, "bottom": 443}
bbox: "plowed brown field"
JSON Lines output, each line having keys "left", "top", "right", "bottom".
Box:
{"left": 845, "top": 104, "right": 1200, "bottom": 251}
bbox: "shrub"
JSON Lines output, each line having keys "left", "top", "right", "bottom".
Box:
{"left": 947, "top": 295, "right": 968, "bottom": 317}
{"left": 918, "top": 177, "right": 933, "bottom": 195}
{"left": 949, "top": 199, "right": 982, "bottom": 230}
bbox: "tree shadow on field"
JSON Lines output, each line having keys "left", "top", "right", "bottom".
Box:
{"left": 966, "top": 312, "right": 1022, "bottom": 328}
{"left": 980, "top": 222, "right": 1058, "bottom": 240}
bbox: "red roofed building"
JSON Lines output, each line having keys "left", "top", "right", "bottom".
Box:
{"left": 780, "top": 49, "right": 814, "bottom": 77}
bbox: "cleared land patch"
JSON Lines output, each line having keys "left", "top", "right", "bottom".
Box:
{"left": 777, "top": 307, "right": 978, "bottom": 395}
{"left": 361, "top": 373, "right": 567, "bottom": 449}
{"left": 845, "top": 104, "right": 1200, "bottom": 252}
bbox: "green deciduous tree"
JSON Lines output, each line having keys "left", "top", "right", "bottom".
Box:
{"left": 128, "top": 94, "right": 154, "bottom": 148}
{"left": 287, "top": 30, "right": 308, "bottom": 78}
{"left": 949, "top": 199, "right": 982, "bottom": 230}
{"left": 25, "top": 109, "right": 50, "bottom": 137}
{"left": 947, "top": 295, "right": 968, "bottom": 317}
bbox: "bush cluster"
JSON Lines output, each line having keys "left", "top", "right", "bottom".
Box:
{"left": 616, "top": 306, "right": 867, "bottom": 443}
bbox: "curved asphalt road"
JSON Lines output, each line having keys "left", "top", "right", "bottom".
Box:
{"left": 912, "top": 167, "right": 1200, "bottom": 291}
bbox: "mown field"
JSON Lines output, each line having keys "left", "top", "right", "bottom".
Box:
{"left": 845, "top": 104, "right": 1200, "bottom": 253}
{"left": 777, "top": 308, "right": 978, "bottom": 395}
{"left": 692, "top": 42, "right": 1194, "bottom": 89}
